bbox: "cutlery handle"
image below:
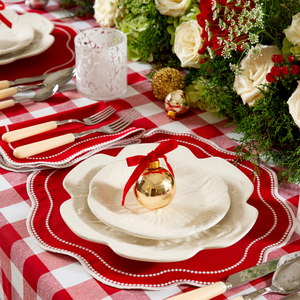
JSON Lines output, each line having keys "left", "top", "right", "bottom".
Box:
{"left": 2, "top": 121, "right": 58, "bottom": 143}
{"left": 13, "top": 133, "right": 75, "bottom": 159}
{"left": 167, "top": 282, "right": 227, "bottom": 300}
{"left": 0, "top": 87, "right": 17, "bottom": 100}
{"left": 0, "top": 99, "right": 15, "bottom": 110}
{"left": 0, "top": 80, "right": 10, "bottom": 90}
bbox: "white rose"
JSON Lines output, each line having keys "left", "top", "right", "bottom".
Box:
{"left": 174, "top": 20, "right": 203, "bottom": 68}
{"left": 155, "top": 0, "right": 189, "bottom": 17}
{"left": 283, "top": 12, "right": 300, "bottom": 46}
{"left": 233, "top": 45, "right": 281, "bottom": 107}
{"left": 287, "top": 81, "right": 300, "bottom": 128}
{"left": 94, "top": 0, "right": 121, "bottom": 27}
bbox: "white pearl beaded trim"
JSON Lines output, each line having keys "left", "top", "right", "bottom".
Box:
{"left": 0, "top": 128, "right": 144, "bottom": 171}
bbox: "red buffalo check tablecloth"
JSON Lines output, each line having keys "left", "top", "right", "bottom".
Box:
{"left": 0, "top": 1, "right": 300, "bottom": 300}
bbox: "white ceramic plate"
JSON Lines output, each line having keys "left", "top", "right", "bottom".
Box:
{"left": 0, "top": 18, "right": 34, "bottom": 56}
{"left": 88, "top": 159, "right": 231, "bottom": 240}
{"left": 0, "top": 10, "right": 54, "bottom": 65}
{"left": 60, "top": 144, "right": 258, "bottom": 262}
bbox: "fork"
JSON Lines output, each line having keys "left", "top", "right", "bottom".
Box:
{"left": 13, "top": 108, "right": 140, "bottom": 159}
{"left": 2, "top": 105, "right": 116, "bottom": 143}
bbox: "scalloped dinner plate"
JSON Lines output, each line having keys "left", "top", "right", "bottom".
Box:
{"left": 87, "top": 159, "right": 231, "bottom": 240}
{"left": 0, "top": 19, "right": 34, "bottom": 56}
{"left": 0, "top": 10, "right": 54, "bottom": 65}
{"left": 60, "top": 144, "right": 257, "bottom": 262}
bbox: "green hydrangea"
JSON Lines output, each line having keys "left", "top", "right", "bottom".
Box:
{"left": 115, "top": 0, "right": 178, "bottom": 65}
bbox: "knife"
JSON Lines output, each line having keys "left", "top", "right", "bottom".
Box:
{"left": 167, "top": 256, "right": 284, "bottom": 300}
{"left": 0, "top": 73, "right": 50, "bottom": 90}
{"left": 0, "top": 67, "right": 76, "bottom": 100}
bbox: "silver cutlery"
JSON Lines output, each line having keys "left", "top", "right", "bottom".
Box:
{"left": 0, "top": 85, "right": 59, "bottom": 110}
{"left": 167, "top": 251, "right": 300, "bottom": 300}
{"left": 230, "top": 256, "right": 300, "bottom": 300}
{"left": 0, "top": 73, "right": 50, "bottom": 90}
{"left": 2, "top": 105, "right": 116, "bottom": 143}
{"left": 13, "top": 108, "right": 140, "bottom": 159}
{"left": 0, "top": 67, "right": 75, "bottom": 100}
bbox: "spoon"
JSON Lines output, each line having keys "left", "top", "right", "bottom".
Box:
{"left": 0, "top": 85, "right": 59, "bottom": 110}
{"left": 0, "top": 67, "right": 75, "bottom": 100}
{"left": 231, "top": 256, "right": 300, "bottom": 300}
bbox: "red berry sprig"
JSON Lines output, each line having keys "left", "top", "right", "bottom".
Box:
{"left": 266, "top": 54, "right": 300, "bottom": 83}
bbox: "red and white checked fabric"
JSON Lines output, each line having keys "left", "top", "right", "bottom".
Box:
{"left": 0, "top": 1, "right": 299, "bottom": 300}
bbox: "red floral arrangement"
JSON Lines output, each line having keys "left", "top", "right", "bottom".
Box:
{"left": 197, "top": 0, "right": 263, "bottom": 58}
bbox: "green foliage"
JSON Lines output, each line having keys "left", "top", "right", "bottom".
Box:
{"left": 262, "top": 0, "right": 300, "bottom": 47}
{"left": 185, "top": 54, "right": 240, "bottom": 118}
{"left": 115, "top": 0, "right": 180, "bottom": 67}
{"left": 60, "top": 0, "right": 95, "bottom": 17}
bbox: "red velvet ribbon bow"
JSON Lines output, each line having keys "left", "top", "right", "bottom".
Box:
{"left": 122, "top": 139, "right": 178, "bottom": 205}
{"left": 0, "top": 1, "right": 12, "bottom": 28}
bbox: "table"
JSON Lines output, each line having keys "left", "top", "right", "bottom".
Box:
{"left": 0, "top": 1, "right": 299, "bottom": 299}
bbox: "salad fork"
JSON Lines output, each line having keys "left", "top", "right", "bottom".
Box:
{"left": 2, "top": 105, "right": 116, "bottom": 143}
{"left": 13, "top": 108, "right": 140, "bottom": 159}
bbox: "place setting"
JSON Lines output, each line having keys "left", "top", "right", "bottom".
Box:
{"left": 25, "top": 128, "right": 296, "bottom": 289}
{"left": 0, "top": 7, "right": 77, "bottom": 83}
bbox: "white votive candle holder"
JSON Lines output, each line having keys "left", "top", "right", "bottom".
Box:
{"left": 75, "top": 28, "right": 127, "bottom": 101}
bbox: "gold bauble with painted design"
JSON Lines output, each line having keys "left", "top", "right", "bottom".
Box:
{"left": 164, "top": 89, "right": 190, "bottom": 119}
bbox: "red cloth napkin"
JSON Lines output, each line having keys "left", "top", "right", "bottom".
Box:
{"left": 0, "top": 102, "right": 145, "bottom": 171}
{"left": 26, "top": 129, "right": 296, "bottom": 290}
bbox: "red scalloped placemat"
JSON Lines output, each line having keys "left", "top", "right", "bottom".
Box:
{"left": 26, "top": 129, "right": 295, "bottom": 290}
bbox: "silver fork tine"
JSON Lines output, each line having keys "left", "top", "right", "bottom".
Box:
{"left": 107, "top": 108, "right": 137, "bottom": 127}
{"left": 110, "top": 109, "right": 140, "bottom": 132}
{"left": 109, "top": 109, "right": 138, "bottom": 130}
{"left": 83, "top": 106, "right": 116, "bottom": 124}
{"left": 109, "top": 110, "right": 140, "bottom": 132}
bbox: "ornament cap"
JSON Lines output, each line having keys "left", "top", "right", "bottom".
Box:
{"left": 148, "top": 160, "right": 160, "bottom": 169}
{"left": 167, "top": 111, "right": 177, "bottom": 119}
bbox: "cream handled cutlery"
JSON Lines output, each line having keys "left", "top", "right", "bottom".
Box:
{"left": 230, "top": 256, "right": 300, "bottom": 300}
{"left": 13, "top": 108, "right": 140, "bottom": 159}
{"left": 0, "top": 67, "right": 75, "bottom": 100}
{"left": 0, "top": 73, "right": 50, "bottom": 90}
{"left": 167, "top": 251, "right": 300, "bottom": 300}
{"left": 0, "top": 85, "right": 59, "bottom": 110}
{"left": 2, "top": 105, "right": 116, "bottom": 143}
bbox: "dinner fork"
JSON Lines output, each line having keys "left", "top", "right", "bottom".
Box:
{"left": 13, "top": 108, "right": 140, "bottom": 159}
{"left": 2, "top": 105, "right": 116, "bottom": 143}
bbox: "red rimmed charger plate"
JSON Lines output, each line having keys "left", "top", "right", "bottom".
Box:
{"left": 26, "top": 129, "right": 295, "bottom": 290}
{"left": 0, "top": 22, "right": 77, "bottom": 79}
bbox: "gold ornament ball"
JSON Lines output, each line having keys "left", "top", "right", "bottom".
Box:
{"left": 164, "top": 89, "right": 190, "bottom": 119}
{"left": 151, "top": 68, "right": 185, "bottom": 101}
{"left": 134, "top": 160, "right": 176, "bottom": 210}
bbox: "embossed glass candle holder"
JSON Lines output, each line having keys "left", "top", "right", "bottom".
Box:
{"left": 75, "top": 28, "right": 127, "bottom": 101}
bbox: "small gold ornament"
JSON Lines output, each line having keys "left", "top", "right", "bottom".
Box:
{"left": 134, "top": 159, "right": 176, "bottom": 210}
{"left": 164, "top": 89, "right": 190, "bottom": 119}
{"left": 151, "top": 68, "right": 185, "bottom": 101}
